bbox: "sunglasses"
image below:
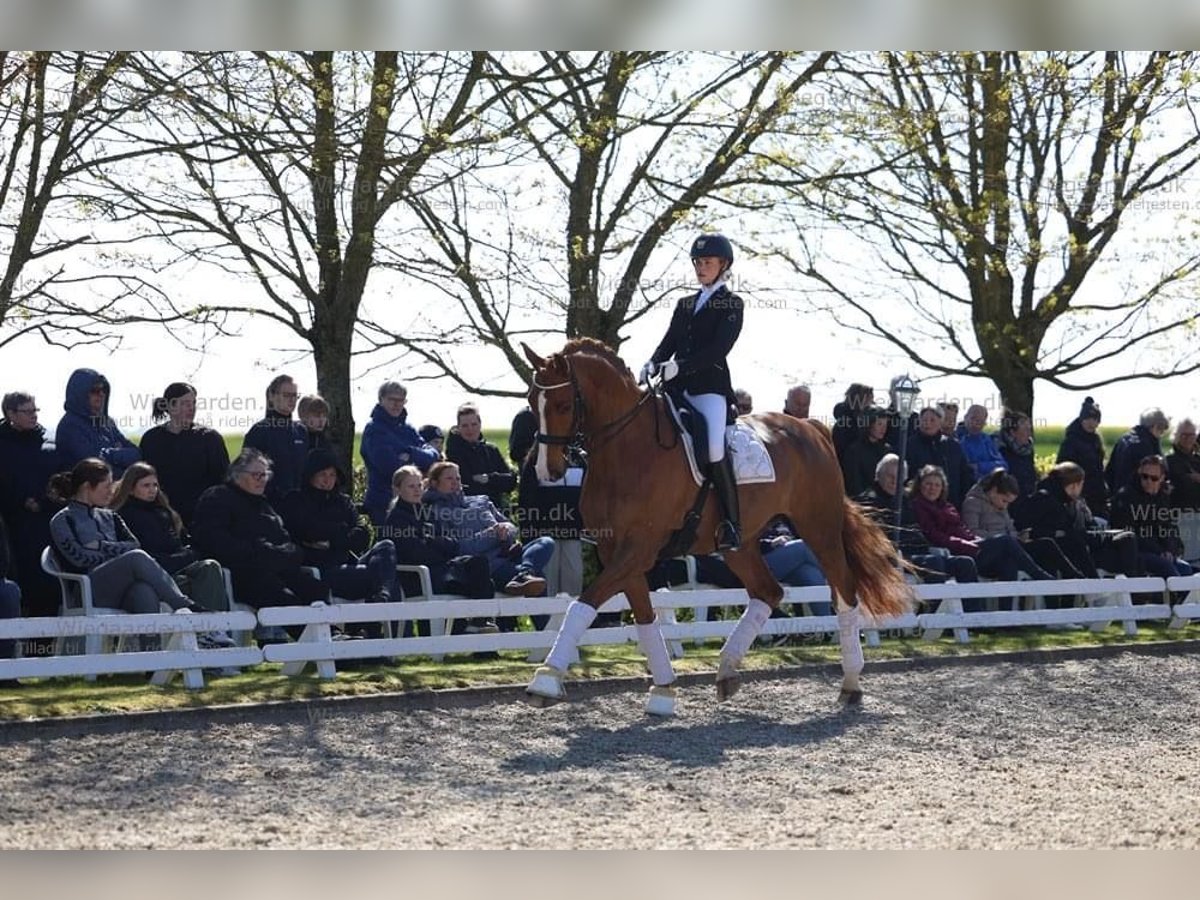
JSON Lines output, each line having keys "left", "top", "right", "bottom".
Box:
{"left": 1139, "top": 473, "right": 1162, "bottom": 483}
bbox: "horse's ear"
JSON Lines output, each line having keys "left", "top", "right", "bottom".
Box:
{"left": 521, "top": 342, "right": 546, "bottom": 370}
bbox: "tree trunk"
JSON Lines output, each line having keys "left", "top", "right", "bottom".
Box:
{"left": 310, "top": 314, "right": 356, "bottom": 480}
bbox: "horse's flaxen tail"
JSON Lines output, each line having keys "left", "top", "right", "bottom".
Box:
{"left": 840, "top": 498, "right": 915, "bottom": 621}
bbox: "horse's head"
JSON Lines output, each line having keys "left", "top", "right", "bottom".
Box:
{"left": 523, "top": 342, "right": 580, "bottom": 482}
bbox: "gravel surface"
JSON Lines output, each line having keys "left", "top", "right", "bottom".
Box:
{"left": 2, "top": 650, "right": 1199, "bottom": 849}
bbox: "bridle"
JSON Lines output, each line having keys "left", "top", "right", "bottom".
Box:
{"left": 532, "top": 356, "right": 657, "bottom": 453}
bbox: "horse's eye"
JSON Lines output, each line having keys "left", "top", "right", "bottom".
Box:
{"left": 555, "top": 402, "right": 572, "bottom": 415}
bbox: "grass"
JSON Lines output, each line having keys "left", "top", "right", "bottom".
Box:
{"left": 1, "top": 621, "right": 1193, "bottom": 722}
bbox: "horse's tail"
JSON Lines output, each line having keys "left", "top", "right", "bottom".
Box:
{"left": 840, "top": 497, "right": 916, "bottom": 621}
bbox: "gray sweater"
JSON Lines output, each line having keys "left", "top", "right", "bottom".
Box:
{"left": 49, "top": 500, "right": 140, "bottom": 572}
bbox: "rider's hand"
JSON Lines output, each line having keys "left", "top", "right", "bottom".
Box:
{"left": 658, "top": 359, "right": 680, "bottom": 383}
{"left": 639, "top": 361, "right": 657, "bottom": 384}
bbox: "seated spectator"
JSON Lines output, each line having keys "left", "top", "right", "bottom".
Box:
{"left": 517, "top": 445, "right": 586, "bottom": 599}
{"left": 0, "top": 512, "right": 22, "bottom": 687}
{"left": 840, "top": 406, "right": 893, "bottom": 498}
{"left": 783, "top": 384, "right": 811, "bottom": 419}
{"left": 1106, "top": 407, "right": 1169, "bottom": 497}
{"left": 1166, "top": 418, "right": 1200, "bottom": 512}
{"left": 910, "top": 464, "right": 1054, "bottom": 582}
{"left": 110, "top": 462, "right": 232, "bottom": 613}
{"left": 734, "top": 389, "right": 753, "bottom": 415}
{"left": 361, "top": 381, "right": 440, "bottom": 525}
{"left": 1021, "top": 462, "right": 1138, "bottom": 578}
{"left": 55, "top": 368, "right": 140, "bottom": 477}
{"left": 0, "top": 391, "right": 62, "bottom": 625}
{"left": 831, "top": 383, "right": 874, "bottom": 460}
{"left": 856, "top": 455, "right": 979, "bottom": 606}
{"left": 242, "top": 374, "right": 308, "bottom": 503}
{"left": 297, "top": 394, "right": 333, "bottom": 453}
{"left": 956, "top": 404, "right": 1007, "bottom": 481}
{"left": 446, "top": 402, "right": 517, "bottom": 512}
{"left": 423, "top": 461, "right": 554, "bottom": 601}
{"left": 190, "top": 448, "right": 330, "bottom": 614}
{"left": 279, "top": 449, "right": 398, "bottom": 605}
{"left": 138, "top": 382, "right": 230, "bottom": 529}
{"left": 962, "top": 469, "right": 1084, "bottom": 582}
{"left": 906, "top": 407, "right": 975, "bottom": 507}
{"left": 418, "top": 425, "right": 445, "bottom": 456}
{"left": 937, "top": 402, "right": 959, "bottom": 439}
{"left": 47, "top": 460, "right": 231, "bottom": 644}
{"left": 1057, "top": 396, "right": 1108, "bottom": 519}
{"left": 1111, "top": 455, "right": 1194, "bottom": 579}
{"left": 508, "top": 406, "right": 538, "bottom": 467}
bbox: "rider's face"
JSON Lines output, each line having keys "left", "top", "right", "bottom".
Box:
{"left": 692, "top": 256, "right": 723, "bottom": 287}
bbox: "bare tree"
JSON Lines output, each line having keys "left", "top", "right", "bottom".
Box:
{"left": 372, "top": 51, "right": 835, "bottom": 395}
{"left": 765, "top": 51, "right": 1200, "bottom": 417}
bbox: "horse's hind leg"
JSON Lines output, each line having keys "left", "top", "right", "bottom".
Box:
{"left": 626, "top": 579, "right": 679, "bottom": 717}
{"left": 714, "top": 546, "right": 784, "bottom": 702}
{"left": 804, "top": 530, "right": 864, "bottom": 706}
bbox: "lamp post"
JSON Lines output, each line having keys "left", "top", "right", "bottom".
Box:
{"left": 890, "top": 374, "right": 921, "bottom": 551}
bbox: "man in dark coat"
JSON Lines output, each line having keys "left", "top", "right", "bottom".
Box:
{"left": 1106, "top": 408, "right": 1169, "bottom": 498}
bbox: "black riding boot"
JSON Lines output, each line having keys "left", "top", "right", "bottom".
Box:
{"left": 709, "top": 454, "right": 742, "bottom": 551}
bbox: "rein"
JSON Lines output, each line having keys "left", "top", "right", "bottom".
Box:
{"left": 532, "top": 358, "right": 669, "bottom": 454}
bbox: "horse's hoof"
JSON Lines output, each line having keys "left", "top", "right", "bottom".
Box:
{"left": 838, "top": 688, "right": 863, "bottom": 707}
{"left": 525, "top": 665, "right": 566, "bottom": 706}
{"left": 645, "top": 684, "right": 677, "bottom": 717}
{"left": 715, "top": 675, "right": 741, "bottom": 703}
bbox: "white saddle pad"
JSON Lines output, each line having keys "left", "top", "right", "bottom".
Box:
{"left": 662, "top": 393, "right": 777, "bottom": 487}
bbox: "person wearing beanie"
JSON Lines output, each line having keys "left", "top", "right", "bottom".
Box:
{"left": 418, "top": 425, "right": 445, "bottom": 455}
{"left": 1057, "top": 396, "right": 1109, "bottom": 518}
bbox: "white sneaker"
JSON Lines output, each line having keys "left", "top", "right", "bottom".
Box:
{"left": 197, "top": 631, "right": 237, "bottom": 649}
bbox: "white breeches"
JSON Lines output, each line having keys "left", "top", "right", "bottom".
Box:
{"left": 683, "top": 390, "right": 728, "bottom": 463}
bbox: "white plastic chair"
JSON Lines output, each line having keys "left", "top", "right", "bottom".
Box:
{"left": 40, "top": 546, "right": 133, "bottom": 672}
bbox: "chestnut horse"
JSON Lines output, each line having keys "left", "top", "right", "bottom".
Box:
{"left": 521, "top": 339, "right": 913, "bottom": 716}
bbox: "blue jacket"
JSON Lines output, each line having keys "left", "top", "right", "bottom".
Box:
{"left": 955, "top": 425, "right": 1008, "bottom": 481}
{"left": 55, "top": 369, "right": 140, "bottom": 477}
{"left": 242, "top": 409, "right": 308, "bottom": 503}
{"left": 422, "top": 487, "right": 512, "bottom": 560}
{"left": 361, "top": 404, "right": 440, "bottom": 519}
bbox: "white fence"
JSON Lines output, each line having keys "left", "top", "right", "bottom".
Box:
{"left": 3, "top": 574, "right": 1198, "bottom": 686}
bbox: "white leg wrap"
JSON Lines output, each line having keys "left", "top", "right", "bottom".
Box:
{"left": 719, "top": 597, "right": 772, "bottom": 666}
{"left": 837, "top": 602, "right": 864, "bottom": 685}
{"left": 637, "top": 620, "right": 676, "bottom": 687}
{"left": 545, "top": 600, "right": 598, "bottom": 672}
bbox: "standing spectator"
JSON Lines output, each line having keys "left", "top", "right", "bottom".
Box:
{"left": 997, "top": 411, "right": 1038, "bottom": 497}
{"left": 0, "top": 512, "right": 23, "bottom": 687}
{"left": 508, "top": 406, "right": 538, "bottom": 468}
{"left": 55, "top": 368, "right": 140, "bottom": 477}
{"left": 418, "top": 425, "right": 445, "bottom": 456}
{"left": 190, "top": 448, "right": 330, "bottom": 616}
{"left": 139, "top": 382, "right": 230, "bottom": 529}
{"left": 242, "top": 374, "right": 308, "bottom": 503}
{"left": 297, "top": 394, "right": 333, "bottom": 453}
{"left": 840, "top": 407, "right": 893, "bottom": 498}
{"left": 784, "top": 384, "right": 811, "bottom": 419}
{"left": 734, "top": 389, "right": 753, "bottom": 415}
{"left": 0, "top": 391, "right": 61, "bottom": 624}
{"left": 1111, "top": 455, "right": 1193, "bottom": 579}
{"left": 937, "top": 402, "right": 960, "bottom": 439}
{"left": 1166, "top": 418, "right": 1200, "bottom": 511}
{"left": 446, "top": 403, "right": 517, "bottom": 512}
{"left": 360, "top": 381, "right": 440, "bottom": 525}
{"left": 830, "top": 383, "right": 874, "bottom": 460}
{"left": 1057, "top": 396, "right": 1108, "bottom": 519}
{"left": 956, "top": 404, "right": 1008, "bottom": 481}
{"left": 906, "top": 406, "right": 975, "bottom": 507}
{"left": 1106, "top": 408, "right": 1170, "bottom": 497}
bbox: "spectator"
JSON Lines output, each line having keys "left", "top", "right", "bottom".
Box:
{"left": 956, "top": 404, "right": 1008, "bottom": 481}
{"left": 516, "top": 445, "right": 586, "bottom": 599}
{"left": 784, "top": 384, "right": 811, "bottom": 419}
{"left": 997, "top": 411, "right": 1037, "bottom": 496}
{"left": 1166, "top": 418, "right": 1200, "bottom": 512}
{"left": 1111, "top": 455, "right": 1194, "bottom": 579}
{"left": 279, "top": 448, "right": 398, "bottom": 605}
{"left": 906, "top": 406, "right": 975, "bottom": 507}
{"left": 1021, "top": 462, "right": 1138, "bottom": 579}
{"left": 840, "top": 406, "right": 893, "bottom": 498}
{"left": 937, "top": 402, "right": 960, "bottom": 439}
{"left": 910, "top": 464, "right": 1053, "bottom": 582}
{"left": 446, "top": 403, "right": 517, "bottom": 512}
{"left": 734, "top": 389, "right": 753, "bottom": 415}
{"left": 961, "top": 468, "right": 1083, "bottom": 581}
{"left": 139, "top": 382, "right": 230, "bottom": 528}
{"left": 47, "top": 459, "right": 229, "bottom": 635}
{"left": 418, "top": 425, "right": 445, "bottom": 456}
{"left": 360, "top": 381, "right": 440, "bottom": 525}
{"left": 1057, "top": 396, "right": 1108, "bottom": 519}
{"left": 55, "top": 368, "right": 140, "bottom": 477}
{"left": 190, "top": 448, "right": 330, "bottom": 617}
{"left": 110, "top": 461, "right": 232, "bottom": 613}
{"left": 0, "top": 512, "right": 22, "bottom": 687}
{"left": 831, "top": 383, "right": 874, "bottom": 460}
{"left": 508, "top": 406, "right": 538, "bottom": 467}
{"left": 0, "top": 391, "right": 62, "bottom": 624}
{"left": 1106, "top": 408, "right": 1169, "bottom": 497}
{"left": 297, "top": 394, "right": 333, "bottom": 453}
{"left": 422, "top": 461, "right": 554, "bottom": 602}
{"left": 242, "top": 374, "right": 308, "bottom": 503}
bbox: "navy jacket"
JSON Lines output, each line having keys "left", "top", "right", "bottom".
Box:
{"left": 242, "top": 409, "right": 308, "bottom": 503}
{"left": 446, "top": 431, "right": 516, "bottom": 508}
{"left": 360, "top": 404, "right": 441, "bottom": 521}
{"left": 139, "top": 424, "right": 230, "bottom": 527}
{"left": 0, "top": 420, "right": 61, "bottom": 519}
{"left": 55, "top": 369, "right": 140, "bottom": 476}
{"left": 1106, "top": 425, "right": 1162, "bottom": 496}
{"left": 905, "top": 430, "right": 974, "bottom": 508}
{"left": 278, "top": 449, "right": 370, "bottom": 570}
{"left": 1056, "top": 418, "right": 1108, "bottom": 517}
{"left": 650, "top": 284, "right": 743, "bottom": 400}
{"left": 115, "top": 496, "right": 197, "bottom": 574}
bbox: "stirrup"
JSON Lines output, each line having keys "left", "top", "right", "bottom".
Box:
{"left": 716, "top": 520, "right": 741, "bottom": 551}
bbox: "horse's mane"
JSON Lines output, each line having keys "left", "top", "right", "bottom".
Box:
{"left": 558, "top": 337, "right": 634, "bottom": 381}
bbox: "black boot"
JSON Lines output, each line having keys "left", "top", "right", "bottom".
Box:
{"left": 709, "top": 455, "right": 742, "bottom": 551}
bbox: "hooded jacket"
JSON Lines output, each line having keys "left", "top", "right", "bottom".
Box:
{"left": 278, "top": 448, "right": 370, "bottom": 569}
{"left": 361, "top": 404, "right": 440, "bottom": 518}
{"left": 55, "top": 369, "right": 140, "bottom": 477}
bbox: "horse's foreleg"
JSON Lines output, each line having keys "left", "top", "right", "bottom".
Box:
{"left": 836, "top": 599, "right": 864, "bottom": 706}
{"left": 626, "top": 580, "right": 677, "bottom": 717}
{"left": 715, "top": 597, "right": 772, "bottom": 702}
{"left": 526, "top": 599, "right": 598, "bottom": 705}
